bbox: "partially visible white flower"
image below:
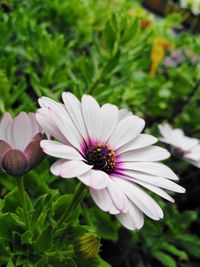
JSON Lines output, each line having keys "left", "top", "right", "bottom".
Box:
{"left": 192, "top": 0, "right": 200, "bottom": 15}
{"left": 37, "top": 93, "right": 185, "bottom": 230}
{"left": 159, "top": 123, "right": 200, "bottom": 168}
{"left": 180, "top": 0, "right": 189, "bottom": 8}
{"left": 180, "top": 0, "right": 200, "bottom": 15}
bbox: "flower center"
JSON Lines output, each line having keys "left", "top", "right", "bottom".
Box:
{"left": 85, "top": 143, "right": 116, "bottom": 174}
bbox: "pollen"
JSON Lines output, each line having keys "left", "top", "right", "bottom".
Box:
{"left": 85, "top": 143, "right": 116, "bottom": 174}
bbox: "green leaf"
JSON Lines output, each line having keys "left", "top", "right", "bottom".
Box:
{"left": 21, "top": 231, "right": 32, "bottom": 245}
{"left": 6, "top": 258, "right": 15, "bottom": 267}
{"left": 178, "top": 211, "right": 197, "bottom": 230}
{"left": 153, "top": 251, "right": 177, "bottom": 267}
{"left": 85, "top": 208, "right": 119, "bottom": 241}
{"left": 121, "top": 18, "right": 139, "bottom": 45}
{"left": 53, "top": 194, "right": 80, "bottom": 222}
{"left": 31, "top": 193, "right": 49, "bottom": 227}
{"left": 137, "top": 260, "right": 145, "bottom": 267}
{"left": 34, "top": 258, "right": 48, "bottom": 267}
{"left": 101, "top": 50, "right": 121, "bottom": 77}
{"left": 35, "top": 225, "right": 53, "bottom": 253}
{"left": 0, "top": 213, "right": 24, "bottom": 239}
{"left": 77, "top": 256, "right": 111, "bottom": 267}
{"left": 0, "top": 237, "right": 11, "bottom": 264}
{"left": 32, "top": 191, "right": 58, "bottom": 234}
{"left": 2, "top": 187, "right": 20, "bottom": 213}
{"left": 11, "top": 231, "right": 27, "bottom": 254}
{"left": 97, "top": 257, "right": 112, "bottom": 267}
{"left": 2, "top": 186, "right": 33, "bottom": 219}
{"left": 104, "top": 20, "right": 116, "bottom": 54}
{"left": 161, "top": 243, "right": 188, "bottom": 260}
{"left": 66, "top": 258, "right": 77, "bottom": 267}
{"left": 177, "top": 234, "right": 200, "bottom": 257}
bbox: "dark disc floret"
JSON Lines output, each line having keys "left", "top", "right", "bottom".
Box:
{"left": 85, "top": 143, "right": 116, "bottom": 174}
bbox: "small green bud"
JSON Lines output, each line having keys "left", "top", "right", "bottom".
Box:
{"left": 76, "top": 233, "right": 101, "bottom": 259}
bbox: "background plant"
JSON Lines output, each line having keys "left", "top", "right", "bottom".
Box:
{"left": 0, "top": 0, "right": 200, "bottom": 266}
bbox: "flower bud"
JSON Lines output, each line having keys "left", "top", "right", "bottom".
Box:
{"left": 0, "top": 112, "right": 46, "bottom": 176}
{"left": 75, "top": 233, "right": 101, "bottom": 259}
{"left": 24, "top": 133, "right": 46, "bottom": 170}
{"left": 2, "top": 149, "right": 28, "bottom": 176}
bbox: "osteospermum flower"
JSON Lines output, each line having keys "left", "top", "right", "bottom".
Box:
{"left": 0, "top": 112, "right": 45, "bottom": 176}
{"left": 37, "top": 93, "right": 185, "bottom": 230}
{"left": 159, "top": 123, "right": 200, "bottom": 168}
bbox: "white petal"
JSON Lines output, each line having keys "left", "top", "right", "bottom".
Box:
{"left": 108, "top": 177, "right": 128, "bottom": 212}
{"left": 119, "top": 146, "right": 170, "bottom": 162}
{"left": 122, "top": 170, "right": 185, "bottom": 193}
{"left": 90, "top": 188, "right": 120, "bottom": 215}
{"left": 115, "top": 178, "right": 163, "bottom": 220}
{"left": 121, "top": 162, "right": 179, "bottom": 180}
{"left": 6, "top": 121, "right": 14, "bottom": 148}
{"left": 185, "top": 158, "right": 200, "bottom": 168}
{"left": 99, "top": 104, "right": 119, "bottom": 142}
{"left": 12, "top": 112, "right": 33, "bottom": 150}
{"left": 180, "top": 137, "right": 199, "bottom": 151}
{"left": 0, "top": 112, "right": 12, "bottom": 142}
{"left": 40, "top": 140, "right": 84, "bottom": 160}
{"left": 159, "top": 123, "right": 198, "bottom": 153}
{"left": 172, "top": 128, "right": 185, "bottom": 138}
{"left": 38, "top": 97, "right": 65, "bottom": 110}
{"left": 184, "top": 145, "right": 200, "bottom": 161}
{"left": 116, "top": 201, "right": 144, "bottom": 230}
{"left": 118, "top": 134, "right": 157, "bottom": 154}
{"left": 131, "top": 180, "right": 175, "bottom": 202}
{"left": 29, "top": 113, "right": 40, "bottom": 136}
{"left": 82, "top": 95, "right": 102, "bottom": 142}
{"left": 118, "top": 109, "right": 132, "bottom": 122}
{"left": 47, "top": 101, "right": 83, "bottom": 150}
{"left": 78, "top": 169, "right": 109, "bottom": 189}
{"left": 62, "top": 92, "right": 88, "bottom": 140}
{"left": 39, "top": 96, "right": 83, "bottom": 149}
{"left": 108, "top": 115, "right": 145, "bottom": 150}
{"left": 50, "top": 160, "right": 92, "bottom": 178}
{"left": 189, "top": 144, "right": 200, "bottom": 154}
{"left": 159, "top": 123, "right": 175, "bottom": 139}
{"left": 36, "top": 108, "right": 67, "bottom": 144}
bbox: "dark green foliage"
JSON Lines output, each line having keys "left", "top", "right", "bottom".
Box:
{"left": 0, "top": 0, "right": 200, "bottom": 266}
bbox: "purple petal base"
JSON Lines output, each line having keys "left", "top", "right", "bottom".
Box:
{"left": 2, "top": 149, "right": 28, "bottom": 176}
{"left": 24, "top": 133, "right": 46, "bottom": 170}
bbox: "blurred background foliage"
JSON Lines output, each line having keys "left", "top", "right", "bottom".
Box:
{"left": 0, "top": 0, "right": 200, "bottom": 266}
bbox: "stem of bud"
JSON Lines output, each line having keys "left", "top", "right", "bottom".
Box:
{"left": 57, "top": 183, "right": 86, "bottom": 227}
{"left": 17, "top": 175, "right": 31, "bottom": 232}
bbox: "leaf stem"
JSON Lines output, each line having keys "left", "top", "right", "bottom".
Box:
{"left": 57, "top": 183, "right": 86, "bottom": 227}
{"left": 17, "top": 175, "right": 31, "bottom": 232}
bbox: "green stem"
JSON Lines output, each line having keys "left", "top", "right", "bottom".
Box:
{"left": 45, "top": 249, "right": 74, "bottom": 258}
{"left": 17, "top": 176, "right": 31, "bottom": 232}
{"left": 57, "top": 183, "right": 86, "bottom": 227}
{"left": 88, "top": 75, "right": 101, "bottom": 94}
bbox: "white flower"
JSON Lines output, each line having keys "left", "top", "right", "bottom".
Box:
{"left": 159, "top": 123, "right": 200, "bottom": 168}
{"left": 180, "top": 0, "right": 200, "bottom": 15}
{"left": 36, "top": 93, "right": 185, "bottom": 230}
